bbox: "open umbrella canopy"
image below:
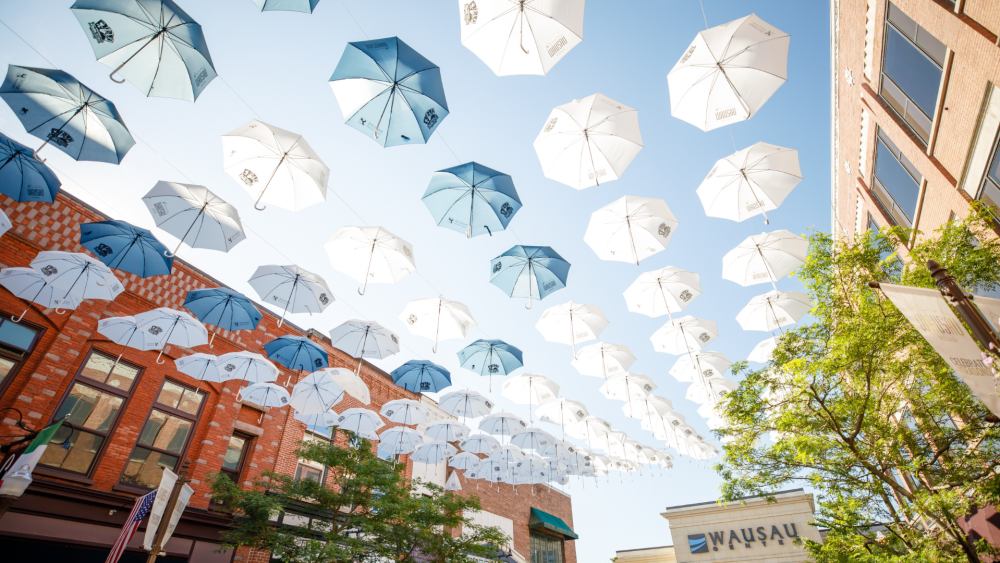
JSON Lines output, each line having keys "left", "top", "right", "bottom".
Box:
{"left": 412, "top": 441, "right": 457, "bottom": 465}
{"left": 30, "top": 251, "right": 124, "bottom": 307}
{"left": 322, "top": 367, "right": 371, "bottom": 404}
{"left": 222, "top": 119, "right": 329, "bottom": 212}
{"left": 736, "top": 290, "right": 812, "bottom": 332}
{"left": 0, "top": 131, "right": 61, "bottom": 202}
{"left": 722, "top": 230, "right": 808, "bottom": 289}
{"left": 668, "top": 14, "right": 790, "bottom": 131}
{"left": 183, "top": 287, "right": 262, "bottom": 346}
{"left": 290, "top": 370, "right": 344, "bottom": 414}
{"left": 669, "top": 351, "right": 732, "bottom": 383}
{"left": 696, "top": 142, "right": 802, "bottom": 224}
{"left": 479, "top": 411, "right": 528, "bottom": 437}
{"left": 449, "top": 451, "right": 481, "bottom": 472}
{"left": 142, "top": 181, "right": 245, "bottom": 257}
{"left": 459, "top": 433, "right": 501, "bottom": 455}
{"left": 251, "top": 0, "right": 321, "bottom": 13}
{"left": 390, "top": 359, "right": 451, "bottom": 393}
{"left": 1, "top": 267, "right": 83, "bottom": 321}
{"left": 622, "top": 267, "right": 701, "bottom": 320}
{"left": 509, "top": 428, "right": 555, "bottom": 451}
{"left": 650, "top": 315, "right": 719, "bottom": 355}
{"left": 380, "top": 398, "right": 429, "bottom": 425}
{"left": 501, "top": 373, "right": 560, "bottom": 418}
{"left": 79, "top": 220, "right": 173, "bottom": 278}
{"left": 324, "top": 227, "right": 415, "bottom": 294}
{"left": 685, "top": 376, "right": 739, "bottom": 405}
{"left": 70, "top": 0, "right": 217, "bottom": 101}
{"left": 536, "top": 398, "right": 589, "bottom": 427}
{"left": 240, "top": 382, "right": 290, "bottom": 407}
{"left": 377, "top": 427, "right": 424, "bottom": 457}
{"left": 570, "top": 341, "right": 635, "bottom": 379}
{"left": 438, "top": 390, "right": 494, "bottom": 419}
{"left": 216, "top": 351, "right": 279, "bottom": 384}
{"left": 329, "top": 36, "right": 448, "bottom": 147}
{"left": 336, "top": 408, "right": 385, "bottom": 436}
{"left": 424, "top": 420, "right": 470, "bottom": 442}
{"left": 584, "top": 195, "right": 678, "bottom": 265}
{"left": 328, "top": 320, "right": 400, "bottom": 366}
{"left": 457, "top": 339, "right": 524, "bottom": 382}
{"left": 489, "top": 245, "right": 570, "bottom": 309}
{"left": 248, "top": 264, "right": 334, "bottom": 327}
{"left": 174, "top": 353, "right": 223, "bottom": 383}
{"left": 263, "top": 335, "right": 329, "bottom": 371}
{"left": 533, "top": 93, "right": 642, "bottom": 190}
{"left": 398, "top": 296, "right": 475, "bottom": 352}
{"left": 422, "top": 162, "right": 522, "bottom": 238}
{"left": 535, "top": 301, "right": 608, "bottom": 359}
{"left": 0, "top": 65, "right": 135, "bottom": 163}
{"left": 295, "top": 410, "right": 340, "bottom": 432}
{"left": 133, "top": 307, "right": 209, "bottom": 362}
{"left": 599, "top": 373, "right": 657, "bottom": 401}
{"left": 748, "top": 335, "right": 781, "bottom": 363}
{"left": 0, "top": 209, "right": 9, "bottom": 237}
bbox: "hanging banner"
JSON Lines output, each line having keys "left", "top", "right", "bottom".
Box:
{"left": 880, "top": 284, "right": 1000, "bottom": 415}
{"left": 972, "top": 295, "right": 1000, "bottom": 335}
{"left": 143, "top": 467, "right": 178, "bottom": 550}
{"left": 159, "top": 483, "right": 194, "bottom": 547}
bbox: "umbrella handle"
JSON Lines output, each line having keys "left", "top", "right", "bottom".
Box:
{"left": 155, "top": 349, "right": 167, "bottom": 365}
{"left": 11, "top": 309, "right": 28, "bottom": 323}
{"left": 96, "top": 274, "right": 112, "bottom": 287}
{"left": 109, "top": 69, "right": 126, "bottom": 84}
{"left": 208, "top": 332, "right": 216, "bottom": 348}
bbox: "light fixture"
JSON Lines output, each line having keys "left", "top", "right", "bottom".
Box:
{"left": 0, "top": 464, "right": 33, "bottom": 498}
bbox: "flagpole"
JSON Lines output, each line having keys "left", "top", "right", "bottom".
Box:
{"left": 146, "top": 459, "right": 191, "bottom": 563}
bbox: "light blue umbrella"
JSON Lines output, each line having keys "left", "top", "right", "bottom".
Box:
{"left": 391, "top": 360, "right": 451, "bottom": 393}
{"left": 251, "top": 0, "right": 320, "bottom": 12}
{"left": 79, "top": 220, "right": 173, "bottom": 278}
{"left": 0, "top": 66, "right": 135, "bottom": 163}
{"left": 329, "top": 37, "right": 448, "bottom": 148}
{"left": 0, "top": 132, "right": 61, "bottom": 202}
{"left": 490, "top": 246, "right": 570, "bottom": 309}
{"left": 183, "top": 287, "right": 262, "bottom": 347}
{"left": 457, "top": 339, "right": 524, "bottom": 392}
{"left": 423, "top": 162, "right": 522, "bottom": 238}
{"left": 264, "top": 335, "right": 329, "bottom": 371}
{"left": 70, "top": 0, "right": 217, "bottom": 101}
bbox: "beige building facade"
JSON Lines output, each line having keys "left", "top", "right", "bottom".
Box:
{"left": 616, "top": 490, "right": 821, "bottom": 563}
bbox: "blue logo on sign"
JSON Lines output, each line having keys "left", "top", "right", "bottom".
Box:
{"left": 688, "top": 534, "right": 708, "bottom": 554}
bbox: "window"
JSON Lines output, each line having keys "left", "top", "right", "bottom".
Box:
{"left": 977, "top": 132, "right": 1000, "bottom": 221}
{"left": 120, "top": 379, "right": 205, "bottom": 489}
{"left": 880, "top": 3, "right": 946, "bottom": 142}
{"left": 868, "top": 214, "right": 903, "bottom": 277}
{"left": 40, "top": 350, "right": 141, "bottom": 475}
{"left": 0, "top": 316, "right": 43, "bottom": 395}
{"left": 530, "top": 531, "right": 564, "bottom": 563}
{"left": 295, "top": 433, "right": 326, "bottom": 483}
{"left": 220, "top": 433, "right": 252, "bottom": 483}
{"left": 872, "top": 128, "right": 922, "bottom": 227}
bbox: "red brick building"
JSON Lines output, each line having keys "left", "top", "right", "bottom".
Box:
{"left": 0, "top": 190, "right": 577, "bottom": 563}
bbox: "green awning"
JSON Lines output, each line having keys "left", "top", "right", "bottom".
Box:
{"left": 528, "top": 508, "right": 578, "bottom": 540}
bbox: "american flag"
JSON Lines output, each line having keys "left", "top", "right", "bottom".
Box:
{"left": 105, "top": 490, "right": 157, "bottom": 563}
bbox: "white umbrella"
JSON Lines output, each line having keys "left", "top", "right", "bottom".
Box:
{"left": 295, "top": 410, "right": 340, "bottom": 429}
{"left": 141, "top": 181, "right": 245, "bottom": 258}
{"left": 571, "top": 342, "right": 635, "bottom": 379}
{"left": 722, "top": 230, "right": 807, "bottom": 290}
{"left": 512, "top": 454, "right": 548, "bottom": 480}
{"left": 377, "top": 427, "right": 425, "bottom": 457}
{"left": 599, "top": 373, "right": 657, "bottom": 402}
{"left": 424, "top": 421, "right": 470, "bottom": 442}
{"left": 488, "top": 444, "right": 526, "bottom": 464}
{"left": 324, "top": 226, "right": 416, "bottom": 295}
{"left": 96, "top": 315, "right": 155, "bottom": 374}
{"left": 448, "top": 451, "right": 482, "bottom": 472}
{"left": 0, "top": 209, "right": 10, "bottom": 238}
{"left": 438, "top": 390, "right": 494, "bottom": 420}
{"left": 509, "top": 428, "right": 555, "bottom": 451}
{"left": 623, "top": 267, "right": 701, "bottom": 321}
{"left": 736, "top": 290, "right": 811, "bottom": 332}
{"left": 31, "top": 251, "right": 124, "bottom": 312}
{"left": 670, "top": 351, "right": 732, "bottom": 383}
{"left": 459, "top": 0, "right": 585, "bottom": 76}
{"left": 412, "top": 441, "right": 457, "bottom": 465}
{"left": 566, "top": 415, "right": 612, "bottom": 450}
{"left": 622, "top": 396, "right": 672, "bottom": 421}
{"left": 222, "top": 119, "right": 329, "bottom": 212}
{"left": 240, "top": 382, "right": 291, "bottom": 410}
{"left": 248, "top": 264, "right": 334, "bottom": 327}
{"left": 217, "top": 351, "right": 280, "bottom": 385}
{"left": 668, "top": 14, "right": 790, "bottom": 132}
{"left": 535, "top": 301, "right": 609, "bottom": 359}
{"left": 444, "top": 471, "right": 462, "bottom": 491}
{"left": 328, "top": 320, "right": 400, "bottom": 374}
{"left": 696, "top": 142, "right": 802, "bottom": 225}
{"left": 584, "top": 196, "right": 678, "bottom": 265}
{"left": 650, "top": 316, "right": 719, "bottom": 355}
{"left": 380, "top": 399, "right": 429, "bottom": 425}
{"left": 748, "top": 335, "right": 781, "bottom": 363}
{"left": 322, "top": 367, "right": 371, "bottom": 404}
{"left": 535, "top": 398, "right": 589, "bottom": 430}
{"left": 479, "top": 412, "right": 528, "bottom": 437}
{"left": 398, "top": 296, "right": 476, "bottom": 353}
{"left": 482, "top": 459, "right": 511, "bottom": 483}
{"left": 459, "top": 433, "right": 501, "bottom": 455}
{"left": 1, "top": 267, "right": 83, "bottom": 322}
{"left": 685, "top": 376, "right": 739, "bottom": 405}
{"left": 501, "top": 373, "right": 560, "bottom": 422}
{"left": 533, "top": 93, "right": 643, "bottom": 190}
{"left": 175, "top": 353, "right": 223, "bottom": 383}
{"left": 133, "top": 307, "right": 208, "bottom": 364}
{"left": 540, "top": 440, "right": 578, "bottom": 459}
{"left": 291, "top": 371, "right": 346, "bottom": 415}
{"left": 337, "top": 408, "right": 385, "bottom": 436}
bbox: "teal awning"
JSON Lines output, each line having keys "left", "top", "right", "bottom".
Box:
{"left": 529, "top": 508, "right": 578, "bottom": 540}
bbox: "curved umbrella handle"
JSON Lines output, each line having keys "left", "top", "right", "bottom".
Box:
{"left": 155, "top": 349, "right": 167, "bottom": 365}
{"left": 358, "top": 286, "right": 366, "bottom": 296}
{"left": 208, "top": 332, "right": 216, "bottom": 349}
{"left": 96, "top": 274, "right": 113, "bottom": 287}
{"left": 524, "top": 301, "right": 532, "bottom": 309}
{"left": 11, "top": 309, "right": 28, "bottom": 323}
{"left": 33, "top": 149, "right": 47, "bottom": 163}
{"left": 109, "top": 70, "right": 126, "bottom": 84}
{"left": 254, "top": 201, "right": 267, "bottom": 211}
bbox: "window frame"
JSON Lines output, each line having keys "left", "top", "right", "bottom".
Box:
{"left": 878, "top": 2, "right": 946, "bottom": 144}
{"left": 38, "top": 347, "right": 144, "bottom": 479}
{"left": 0, "top": 313, "right": 45, "bottom": 399}
{"left": 116, "top": 377, "right": 207, "bottom": 492}
{"left": 529, "top": 529, "right": 566, "bottom": 563}
{"left": 871, "top": 127, "right": 923, "bottom": 228}
{"left": 977, "top": 127, "right": 1000, "bottom": 223}
{"left": 220, "top": 431, "right": 254, "bottom": 484}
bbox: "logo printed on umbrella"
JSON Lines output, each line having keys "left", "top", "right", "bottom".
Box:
{"left": 752, "top": 272, "right": 771, "bottom": 280}
{"left": 699, "top": 333, "right": 712, "bottom": 343}
{"left": 543, "top": 117, "right": 558, "bottom": 133}
{"left": 542, "top": 281, "right": 557, "bottom": 291}
{"left": 703, "top": 369, "right": 715, "bottom": 377}
{"left": 194, "top": 68, "right": 209, "bottom": 87}
{"left": 318, "top": 293, "right": 330, "bottom": 305}
{"left": 658, "top": 223, "right": 672, "bottom": 237}
{"left": 547, "top": 36, "right": 568, "bottom": 57}
{"left": 385, "top": 410, "right": 394, "bottom": 417}
{"left": 499, "top": 202, "right": 514, "bottom": 218}
{"left": 148, "top": 326, "right": 163, "bottom": 335}
{"left": 93, "top": 243, "right": 114, "bottom": 257}
{"left": 491, "top": 262, "right": 502, "bottom": 274}
{"left": 390, "top": 334, "right": 399, "bottom": 344}
{"left": 338, "top": 416, "right": 346, "bottom": 422}
{"left": 715, "top": 108, "right": 738, "bottom": 121}
{"left": 679, "top": 290, "right": 693, "bottom": 302}
{"left": 19, "top": 108, "right": 27, "bottom": 114}
{"left": 407, "top": 314, "right": 417, "bottom": 325}
{"left": 364, "top": 41, "right": 389, "bottom": 50}
{"left": 153, "top": 202, "right": 168, "bottom": 217}
{"left": 679, "top": 45, "right": 697, "bottom": 64}
{"left": 423, "top": 109, "right": 439, "bottom": 128}
{"left": 403, "top": 246, "right": 412, "bottom": 258}
{"left": 239, "top": 170, "right": 258, "bottom": 186}
{"left": 488, "top": 364, "right": 499, "bottom": 374}
{"left": 746, "top": 201, "right": 762, "bottom": 212}
{"left": 420, "top": 382, "right": 431, "bottom": 391}
{"left": 27, "top": 188, "right": 43, "bottom": 198}
{"left": 463, "top": 1, "right": 478, "bottom": 24}
{"left": 224, "top": 364, "right": 235, "bottom": 372}
{"left": 88, "top": 20, "right": 114, "bottom": 43}
{"left": 47, "top": 129, "right": 73, "bottom": 147}
{"left": 40, "top": 265, "right": 57, "bottom": 276}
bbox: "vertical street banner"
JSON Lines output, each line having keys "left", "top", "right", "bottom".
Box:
{"left": 159, "top": 483, "right": 194, "bottom": 547}
{"left": 880, "top": 284, "right": 1000, "bottom": 415}
{"left": 143, "top": 467, "right": 178, "bottom": 550}
{"left": 971, "top": 295, "right": 1000, "bottom": 335}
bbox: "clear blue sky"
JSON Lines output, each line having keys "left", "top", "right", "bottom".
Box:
{"left": 0, "top": 1, "right": 830, "bottom": 560}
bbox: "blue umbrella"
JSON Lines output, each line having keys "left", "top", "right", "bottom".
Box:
{"left": 183, "top": 287, "right": 262, "bottom": 347}
{"left": 264, "top": 335, "right": 329, "bottom": 371}
{"left": 422, "top": 162, "right": 522, "bottom": 238}
{"left": 329, "top": 37, "right": 448, "bottom": 148}
{"left": 490, "top": 246, "right": 570, "bottom": 309}
{"left": 0, "top": 132, "right": 61, "bottom": 202}
{"left": 251, "top": 0, "right": 321, "bottom": 12}
{"left": 457, "top": 339, "right": 524, "bottom": 392}
{"left": 0, "top": 66, "right": 135, "bottom": 163}
{"left": 79, "top": 220, "right": 173, "bottom": 278}
{"left": 70, "top": 0, "right": 217, "bottom": 102}
{"left": 391, "top": 360, "right": 451, "bottom": 393}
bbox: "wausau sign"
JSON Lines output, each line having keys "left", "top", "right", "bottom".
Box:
{"left": 687, "top": 522, "right": 803, "bottom": 553}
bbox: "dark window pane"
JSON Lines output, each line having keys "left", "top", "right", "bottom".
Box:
{"left": 0, "top": 320, "right": 37, "bottom": 351}
{"left": 530, "top": 532, "right": 564, "bottom": 563}
{"left": 138, "top": 410, "right": 192, "bottom": 454}
{"left": 295, "top": 463, "right": 322, "bottom": 483}
{"left": 874, "top": 139, "right": 921, "bottom": 222}
{"left": 306, "top": 423, "right": 333, "bottom": 438}
{"left": 989, "top": 149, "right": 1000, "bottom": 189}
{"left": 156, "top": 380, "right": 186, "bottom": 409}
{"left": 222, "top": 435, "right": 247, "bottom": 471}
{"left": 0, "top": 357, "right": 15, "bottom": 386}
{"left": 980, "top": 180, "right": 1000, "bottom": 218}
{"left": 883, "top": 26, "right": 942, "bottom": 118}
{"left": 56, "top": 383, "right": 123, "bottom": 433}
{"left": 39, "top": 427, "right": 105, "bottom": 474}
{"left": 121, "top": 447, "right": 179, "bottom": 489}
{"left": 79, "top": 353, "right": 138, "bottom": 390}
{"left": 178, "top": 389, "right": 204, "bottom": 415}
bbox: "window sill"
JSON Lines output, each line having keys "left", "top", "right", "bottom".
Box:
{"left": 113, "top": 483, "right": 154, "bottom": 495}
{"left": 32, "top": 465, "right": 95, "bottom": 485}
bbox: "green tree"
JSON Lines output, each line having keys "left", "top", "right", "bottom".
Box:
{"left": 716, "top": 206, "right": 1000, "bottom": 563}
{"left": 210, "top": 434, "right": 507, "bottom": 563}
